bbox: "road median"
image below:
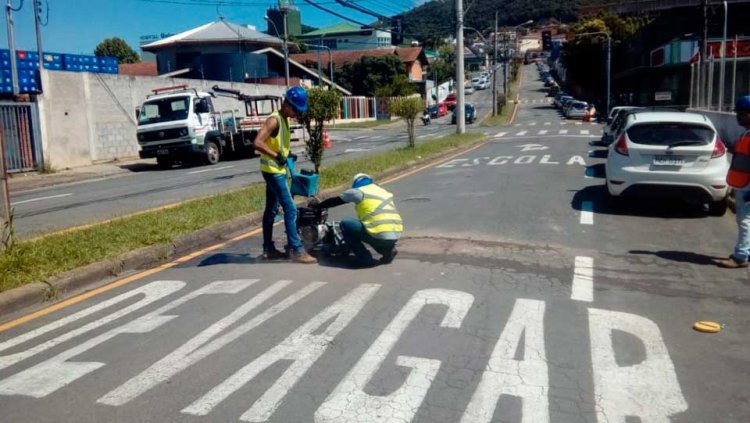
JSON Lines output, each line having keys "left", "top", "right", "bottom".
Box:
{"left": 0, "top": 133, "right": 485, "bottom": 319}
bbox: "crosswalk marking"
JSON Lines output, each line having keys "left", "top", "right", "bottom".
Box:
{"left": 581, "top": 129, "right": 590, "bottom": 135}
{"left": 494, "top": 132, "right": 508, "bottom": 138}
{"left": 516, "top": 131, "right": 527, "bottom": 136}
{"left": 559, "top": 129, "right": 568, "bottom": 134}
{"left": 544, "top": 122, "right": 551, "bottom": 126}
{"left": 529, "top": 122, "right": 537, "bottom": 126}
{"left": 538, "top": 130, "right": 548, "bottom": 135}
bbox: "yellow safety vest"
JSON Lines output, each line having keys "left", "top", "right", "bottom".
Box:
{"left": 260, "top": 111, "right": 291, "bottom": 175}
{"left": 355, "top": 184, "right": 403, "bottom": 236}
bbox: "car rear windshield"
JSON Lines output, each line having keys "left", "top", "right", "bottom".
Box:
{"left": 573, "top": 103, "right": 586, "bottom": 109}
{"left": 626, "top": 123, "right": 714, "bottom": 146}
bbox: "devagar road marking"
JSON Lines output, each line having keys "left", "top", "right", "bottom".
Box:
{"left": 571, "top": 256, "right": 594, "bottom": 302}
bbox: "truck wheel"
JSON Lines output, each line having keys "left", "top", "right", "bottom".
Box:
{"left": 205, "top": 141, "right": 220, "bottom": 165}
{"left": 156, "top": 157, "right": 173, "bottom": 169}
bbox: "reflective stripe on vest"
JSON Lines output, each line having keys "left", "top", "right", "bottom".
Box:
{"left": 260, "top": 111, "right": 291, "bottom": 175}
{"left": 355, "top": 184, "right": 403, "bottom": 235}
{"left": 727, "top": 133, "right": 750, "bottom": 188}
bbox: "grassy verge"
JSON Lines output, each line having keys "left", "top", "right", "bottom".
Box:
{"left": 0, "top": 133, "right": 483, "bottom": 293}
{"left": 480, "top": 73, "right": 523, "bottom": 127}
{"left": 330, "top": 119, "right": 400, "bottom": 129}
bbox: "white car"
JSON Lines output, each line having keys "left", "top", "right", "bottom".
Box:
{"left": 565, "top": 101, "right": 588, "bottom": 119}
{"left": 601, "top": 106, "right": 641, "bottom": 144}
{"left": 605, "top": 111, "right": 729, "bottom": 215}
{"left": 465, "top": 84, "right": 475, "bottom": 95}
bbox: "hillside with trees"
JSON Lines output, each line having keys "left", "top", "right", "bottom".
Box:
{"left": 401, "top": 0, "right": 610, "bottom": 47}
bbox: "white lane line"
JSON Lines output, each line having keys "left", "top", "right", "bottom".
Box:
{"left": 561, "top": 122, "right": 568, "bottom": 125}
{"left": 544, "top": 122, "right": 551, "bottom": 126}
{"left": 494, "top": 132, "right": 508, "bottom": 138}
{"left": 515, "top": 130, "right": 527, "bottom": 136}
{"left": 575, "top": 122, "right": 583, "bottom": 125}
{"left": 571, "top": 256, "right": 594, "bottom": 302}
{"left": 355, "top": 135, "right": 368, "bottom": 140}
{"left": 11, "top": 193, "right": 73, "bottom": 206}
{"left": 514, "top": 123, "right": 522, "bottom": 127}
{"left": 345, "top": 148, "right": 372, "bottom": 152}
{"left": 187, "top": 165, "right": 234, "bottom": 175}
{"left": 418, "top": 135, "right": 429, "bottom": 139}
{"left": 559, "top": 129, "right": 568, "bottom": 134}
{"left": 581, "top": 201, "right": 594, "bottom": 225}
{"left": 528, "top": 122, "right": 537, "bottom": 126}
{"left": 580, "top": 129, "right": 590, "bottom": 135}
{"left": 538, "top": 130, "right": 548, "bottom": 135}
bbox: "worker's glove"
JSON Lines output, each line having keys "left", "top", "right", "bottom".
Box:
{"left": 275, "top": 153, "right": 288, "bottom": 168}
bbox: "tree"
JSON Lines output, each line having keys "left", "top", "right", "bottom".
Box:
{"left": 94, "top": 37, "right": 140, "bottom": 64}
{"left": 389, "top": 97, "right": 424, "bottom": 148}
{"left": 375, "top": 75, "right": 417, "bottom": 98}
{"left": 334, "top": 54, "right": 408, "bottom": 96}
{"left": 300, "top": 88, "right": 341, "bottom": 173}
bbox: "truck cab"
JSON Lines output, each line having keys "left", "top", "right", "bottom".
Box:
{"left": 136, "top": 85, "right": 218, "bottom": 168}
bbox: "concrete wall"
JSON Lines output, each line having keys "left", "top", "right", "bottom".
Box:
{"left": 688, "top": 109, "right": 748, "bottom": 147}
{"left": 39, "top": 69, "right": 286, "bottom": 169}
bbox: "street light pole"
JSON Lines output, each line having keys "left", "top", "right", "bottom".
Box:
{"left": 33, "top": 0, "right": 44, "bottom": 74}
{"left": 718, "top": 0, "right": 728, "bottom": 110}
{"left": 455, "top": 0, "right": 465, "bottom": 134}
{"left": 5, "top": 0, "right": 19, "bottom": 96}
{"left": 493, "top": 11, "right": 498, "bottom": 116}
{"left": 575, "top": 31, "right": 611, "bottom": 117}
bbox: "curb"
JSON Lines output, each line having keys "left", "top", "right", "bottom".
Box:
{"left": 0, "top": 137, "right": 487, "bottom": 320}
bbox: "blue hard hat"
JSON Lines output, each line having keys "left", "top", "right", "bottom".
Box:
{"left": 285, "top": 86, "right": 308, "bottom": 113}
{"left": 352, "top": 173, "right": 373, "bottom": 189}
{"left": 737, "top": 95, "right": 750, "bottom": 112}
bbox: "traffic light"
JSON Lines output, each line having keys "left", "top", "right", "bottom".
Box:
{"left": 542, "top": 30, "right": 552, "bottom": 51}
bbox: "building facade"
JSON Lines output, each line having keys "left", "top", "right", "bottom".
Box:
{"left": 298, "top": 23, "right": 391, "bottom": 51}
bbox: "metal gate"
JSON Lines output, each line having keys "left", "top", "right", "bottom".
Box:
{"left": 0, "top": 102, "right": 42, "bottom": 173}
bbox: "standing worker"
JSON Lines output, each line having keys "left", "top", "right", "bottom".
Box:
{"left": 314, "top": 173, "right": 402, "bottom": 267}
{"left": 718, "top": 95, "right": 750, "bottom": 269}
{"left": 253, "top": 86, "right": 317, "bottom": 264}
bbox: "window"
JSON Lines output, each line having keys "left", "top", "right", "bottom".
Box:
{"left": 138, "top": 96, "right": 191, "bottom": 125}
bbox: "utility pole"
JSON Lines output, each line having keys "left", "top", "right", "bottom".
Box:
{"left": 701, "top": 0, "right": 708, "bottom": 108}
{"left": 279, "top": 1, "right": 290, "bottom": 88}
{"left": 718, "top": 0, "right": 728, "bottom": 111}
{"left": 606, "top": 36, "right": 611, "bottom": 117}
{"left": 455, "top": 0, "right": 465, "bottom": 134}
{"left": 33, "top": 0, "right": 44, "bottom": 72}
{"left": 0, "top": 129, "right": 11, "bottom": 251}
{"left": 492, "top": 11, "right": 498, "bottom": 116}
{"left": 5, "top": 0, "right": 19, "bottom": 95}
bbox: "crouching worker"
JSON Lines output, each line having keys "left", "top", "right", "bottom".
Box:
{"left": 314, "top": 173, "right": 402, "bottom": 267}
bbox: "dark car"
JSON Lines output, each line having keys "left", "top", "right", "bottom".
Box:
{"left": 444, "top": 93, "right": 457, "bottom": 110}
{"left": 451, "top": 103, "right": 476, "bottom": 124}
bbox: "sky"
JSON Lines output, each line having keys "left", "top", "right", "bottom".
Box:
{"left": 0, "top": 0, "right": 420, "bottom": 56}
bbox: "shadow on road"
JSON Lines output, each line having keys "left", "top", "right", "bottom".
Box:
{"left": 588, "top": 149, "right": 608, "bottom": 159}
{"left": 585, "top": 164, "right": 606, "bottom": 179}
{"left": 629, "top": 250, "right": 723, "bottom": 266}
{"left": 571, "top": 184, "right": 708, "bottom": 219}
{"left": 198, "top": 253, "right": 261, "bottom": 266}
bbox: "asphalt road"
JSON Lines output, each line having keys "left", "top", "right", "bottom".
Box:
{"left": 1, "top": 64, "right": 748, "bottom": 422}
{"left": 10, "top": 83, "right": 495, "bottom": 238}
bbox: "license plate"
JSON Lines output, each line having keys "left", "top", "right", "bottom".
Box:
{"left": 157, "top": 149, "right": 169, "bottom": 155}
{"left": 653, "top": 155, "right": 685, "bottom": 166}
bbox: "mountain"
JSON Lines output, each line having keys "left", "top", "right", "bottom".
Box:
{"left": 401, "top": 0, "right": 607, "bottom": 46}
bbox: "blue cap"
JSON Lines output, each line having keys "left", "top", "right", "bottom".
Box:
{"left": 285, "top": 86, "right": 308, "bottom": 113}
{"left": 736, "top": 95, "right": 750, "bottom": 112}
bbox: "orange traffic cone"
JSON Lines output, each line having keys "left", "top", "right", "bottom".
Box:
{"left": 323, "top": 132, "right": 332, "bottom": 149}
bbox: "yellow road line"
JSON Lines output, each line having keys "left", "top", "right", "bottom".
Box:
{"left": 0, "top": 141, "right": 486, "bottom": 333}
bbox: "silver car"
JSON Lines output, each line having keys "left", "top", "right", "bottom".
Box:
{"left": 565, "top": 101, "right": 588, "bottom": 119}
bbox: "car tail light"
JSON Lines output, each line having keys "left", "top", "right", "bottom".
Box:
{"left": 712, "top": 138, "right": 726, "bottom": 158}
{"left": 614, "top": 134, "right": 629, "bottom": 156}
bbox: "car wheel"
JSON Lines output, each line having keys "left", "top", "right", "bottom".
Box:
{"left": 708, "top": 199, "right": 728, "bottom": 216}
{"left": 205, "top": 140, "right": 220, "bottom": 165}
{"left": 156, "top": 156, "right": 173, "bottom": 170}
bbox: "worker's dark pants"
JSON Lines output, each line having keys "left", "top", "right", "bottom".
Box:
{"left": 339, "top": 219, "right": 396, "bottom": 264}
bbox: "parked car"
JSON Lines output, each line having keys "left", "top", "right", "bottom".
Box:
{"left": 465, "top": 84, "right": 475, "bottom": 95}
{"left": 555, "top": 94, "right": 573, "bottom": 109}
{"left": 560, "top": 97, "right": 577, "bottom": 114}
{"left": 471, "top": 77, "right": 481, "bottom": 87}
{"left": 605, "top": 111, "right": 729, "bottom": 215}
{"left": 443, "top": 93, "right": 457, "bottom": 110}
{"left": 548, "top": 84, "right": 560, "bottom": 97}
{"left": 565, "top": 101, "right": 589, "bottom": 119}
{"left": 451, "top": 103, "right": 477, "bottom": 124}
{"left": 601, "top": 106, "right": 641, "bottom": 144}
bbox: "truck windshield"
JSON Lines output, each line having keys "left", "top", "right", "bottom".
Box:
{"left": 138, "top": 96, "right": 191, "bottom": 125}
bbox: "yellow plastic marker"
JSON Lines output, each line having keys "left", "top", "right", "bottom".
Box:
{"left": 693, "top": 321, "right": 722, "bottom": 333}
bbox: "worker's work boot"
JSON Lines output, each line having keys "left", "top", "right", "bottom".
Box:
{"left": 717, "top": 256, "right": 749, "bottom": 269}
{"left": 380, "top": 247, "right": 398, "bottom": 264}
{"left": 263, "top": 247, "right": 288, "bottom": 260}
{"left": 291, "top": 250, "right": 317, "bottom": 264}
